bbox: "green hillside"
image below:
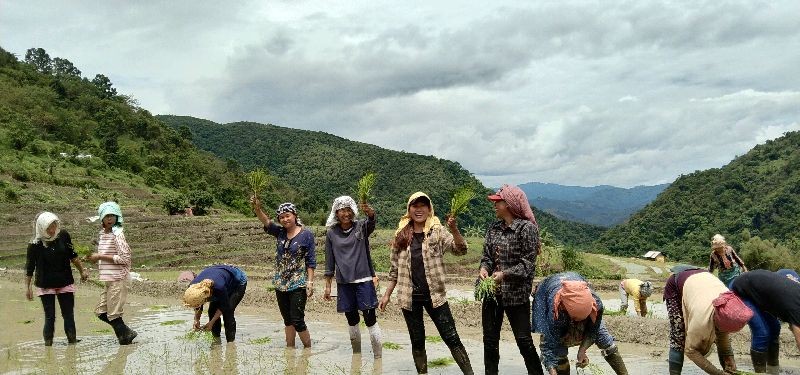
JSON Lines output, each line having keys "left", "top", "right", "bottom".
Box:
{"left": 157, "top": 115, "right": 500, "bottom": 229}
{"left": 596, "top": 131, "right": 800, "bottom": 265}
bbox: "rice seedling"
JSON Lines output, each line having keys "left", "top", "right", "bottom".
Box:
{"left": 74, "top": 244, "right": 92, "bottom": 258}
{"left": 249, "top": 337, "right": 272, "bottom": 345}
{"left": 425, "top": 335, "right": 443, "bottom": 343}
{"left": 448, "top": 185, "right": 475, "bottom": 217}
{"left": 428, "top": 357, "right": 455, "bottom": 367}
{"left": 474, "top": 277, "right": 497, "bottom": 302}
{"left": 94, "top": 328, "right": 112, "bottom": 333}
{"left": 246, "top": 169, "right": 270, "bottom": 196}
{"left": 182, "top": 330, "right": 214, "bottom": 342}
{"left": 382, "top": 341, "right": 401, "bottom": 350}
{"left": 356, "top": 172, "right": 376, "bottom": 204}
{"left": 583, "top": 363, "right": 606, "bottom": 374}
{"left": 150, "top": 305, "right": 169, "bottom": 310}
{"left": 160, "top": 320, "right": 186, "bottom": 326}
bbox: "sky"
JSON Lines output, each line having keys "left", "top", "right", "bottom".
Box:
{"left": 2, "top": 1, "right": 799, "bottom": 188}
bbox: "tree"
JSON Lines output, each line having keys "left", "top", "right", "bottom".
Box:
{"left": 92, "top": 74, "right": 117, "bottom": 98}
{"left": 24, "top": 48, "right": 52, "bottom": 74}
{"left": 52, "top": 57, "right": 81, "bottom": 77}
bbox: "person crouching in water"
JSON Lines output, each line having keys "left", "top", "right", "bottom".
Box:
{"left": 533, "top": 272, "right": 629, "bottom": 375}
{"left": 664, "top": 265, "right": 752, "bottom": 374}
{"left": 619, "top": 278, "right": 653, "bottom": 317}
{"left": 323, "top": 196, "right": 383, "bottom": 358}
{"left": 183, "top": 265, "right": 248, "bottom": 343}
{"left": 251, "top": 197, "right": 316, "bottom": 348}
{"left": 86, "top": 201, "right": 137, "bottom": 345}
{"left": 730, "top": 269, "right": 800, "bottom": 373}
{"left": 379, "top": 192, "right": 474, "bottom": 374}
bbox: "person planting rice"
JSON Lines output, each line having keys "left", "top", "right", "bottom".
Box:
{"left": 730, "top": 269, "right": 800, "bottom": 373}
{"left": 251, "top": 197, "right": 316, "bottom": 348}
{"left": 708, "top": 234, "right": 747, "bottom": 286}
{"left": 618, "top": 278, "right": 653, "bottom": 317}
{"left": 479, "top": 184, "right": 544, "bottom": 375}
{"left": 664, "top": 265, "right": 751, "bottom": 374}
{"left": 182, "top": 265, "right": 248, "bottom": 343}
{"left": 25, "top": 211, "right": 89, "bottom": 346}
{"left": 379, "top": 192, "right": 474, "bottom": 374}
{"left": 323, "top": 195, "right": 383, "bottom": 358}
{"left": 532, "top": 272, "right": 629, "bottom": 375}
{"left": 86, "top": 201, "right": 138, "bottom": 345}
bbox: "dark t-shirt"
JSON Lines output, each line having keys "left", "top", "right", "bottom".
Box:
{"left": 731, "top": 269, "right": 800, "bottom": 326}
{"left": 410, "top": 232, "right": 430, "bottom": 298}
{"left": 191, "top": 265, "right": 246, "bottom": 312}
{"left": 25, "top": 230, "right": 77, "bottom": 288}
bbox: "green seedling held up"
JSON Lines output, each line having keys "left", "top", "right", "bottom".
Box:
{"left": 449, "top": 185, "right": 475, "bottom": 217}
{"left": 357, "top": 172, "right": 376, "bottom": 204}
{"left": 247, "top": 169, "right": 270, "bottom": 196}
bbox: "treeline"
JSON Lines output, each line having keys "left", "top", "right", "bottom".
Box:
{"left": 157, "top": 115, "right": 499, "bottom": 228}
{"left": 596, "top": 130, "right": 800, "bottom": 268}
{"left": 0, "top": 46, "right": 249, "bottom": 213}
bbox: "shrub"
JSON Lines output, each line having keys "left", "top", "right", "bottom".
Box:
{"left": 163, "top": 191, "right": 187, "bottom": 215}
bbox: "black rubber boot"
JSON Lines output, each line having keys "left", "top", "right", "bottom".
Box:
{"left": 110, "top": 318, "right": 138, "bottom": 345}
{"left": 555, "top": 357, "right": 570, "bottom": 375}
{"left": 449, "top": 345, "right": 474, "bottom": 375}
{"left": 603, "top": 346, "right": 629, "bottom": 375}
{"left": 767, "top": 340, "right": 780, "bottom": 374}
{"left": 412, "top": 349, "right": 428, "bottom": 374}
{"left": 751, "top": 350, "right": 768, "bottom": 373}
{"left": 97, "top": 313, "right": 110, "bottom": 323}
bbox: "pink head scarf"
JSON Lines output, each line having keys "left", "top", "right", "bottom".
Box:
{"left": 489, "top": 184, "right": 541, "bottom": 253}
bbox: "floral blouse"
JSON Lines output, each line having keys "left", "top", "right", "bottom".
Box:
{"left": 265, "top": 223, "right": 316, "bottom": 292}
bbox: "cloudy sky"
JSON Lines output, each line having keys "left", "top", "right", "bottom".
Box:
{"left": 3, "top": 1, "right": 800, "bottom": 188}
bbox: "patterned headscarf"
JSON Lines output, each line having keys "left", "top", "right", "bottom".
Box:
{"left": 394, "top": 192, "right": 442, "bottom": 237}
{"left": 325, "top": 196, "right": 359, "bottom": 227}
{"left": 553, "top": 280, "right": 598, "bottom": 323}
{"left": 490, "top": 184, "right": 541, "bottom": 254}
{"left": 276, "top": 202, "right": 302, "bottom": 226}
{"left": 31, "top": 211, "right": 60, "bottom": 244}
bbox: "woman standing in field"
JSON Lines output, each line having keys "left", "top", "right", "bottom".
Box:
{"left": 25, "top": 211, "right": 89, "bottom": 346}
{"left": 251, "top": 197, "right": 316, "bottom": 348}
{"left": 86, "top": 201, "right": 137, "bottom": 345}
{"left": 323, "top": 195, "right": 383, "bottom": 359}
{"left": 379, "top": 192, "right": 474, "bottom": 374}
{"left": 708, "top": 234, "right": 747, "bottom": 286}
{"left": 479, "top": 184, "right": 544, "bottom": 375}
{"left": 182, "top": 264, "right": 248, "bottom": 343}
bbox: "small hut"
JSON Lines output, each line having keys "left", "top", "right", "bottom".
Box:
{"left": 642, "top": 251, "right": 666, "bottom": 263}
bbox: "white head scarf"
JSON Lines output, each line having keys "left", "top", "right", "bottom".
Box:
{"left": 325, "top": 196, "right": 359, "bottom": 227}
{"left": 31, "top": 212, "right": 60, "bottom": 244}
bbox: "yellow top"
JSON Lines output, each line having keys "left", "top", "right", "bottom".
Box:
{"left": 622, "top": 278, "right": 644, "bottom": 299}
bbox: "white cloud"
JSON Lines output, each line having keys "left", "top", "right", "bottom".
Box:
{"left": 2, "top": 1, "right": 800, "bottom": 188}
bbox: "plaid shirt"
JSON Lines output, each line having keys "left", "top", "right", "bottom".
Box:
{"left": 480, "top": 218, "right": 539, "bottom": 306}
{"left": 389, "top": 225, "right": 467, "bottom": 311}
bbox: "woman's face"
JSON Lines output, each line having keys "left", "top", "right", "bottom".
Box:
{"left": 278, "top": 212, "right": 297, "bottom": 229}
{"left": 409, "top": 202, "right": 430, "bottom": 224}
{"left": 493, "top": 200, "right": 510, "bottom": 218}
{"left": 336, "top": 208, "right": 354, "bottom": 225}
{"left": 102, "top": 214, "right": 117, "bottom": 229}
{"left": 45, "top": 222, "right": 58, "bottom": 238}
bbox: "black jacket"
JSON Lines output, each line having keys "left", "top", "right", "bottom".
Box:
{"left": 26, "top": 230, "right": 77, "bottom": 288}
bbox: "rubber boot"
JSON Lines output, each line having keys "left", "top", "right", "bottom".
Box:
{"left": 555, "top": 357, "right": 570, "bottom": 375}
{"left": 412, "top": 349, "right": 428, "bottom": 374}
{"left": 603, "top": 346, "right": 629, "bottom": 375}
{"left": 97, "top": 313, "right": 110, "bottom": 323}
{"left": 348, "top": 325, "right": 362, "bottom": 354}
{"left": 450, "top": 345, "right": 474, "bottom": 375}
{"left": 668, "top": 348, "right": 684, "bottom": 375}
{"left": 110, "top": 318, "right": 138, "bottom": 345}
{"left": 751, "top": 350, "right": 768, "bottom": 373}
{"left": 367, "top": 324, "right": 382, "bottom": 359}
{"left": 767, "top": 340, "right": 780, "bottom": 374}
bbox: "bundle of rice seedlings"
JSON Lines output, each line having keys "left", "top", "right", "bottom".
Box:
{"left": 74, "top": 244, "right": 92, "bottom": 258}
{"left": 357, "top": 172, "right": 376, "bottom": 204}
{"left": 474, "top": 277, "right": 497, "bottom": 302}
{"left": 583, "top": 363, "right": 606, "bottom": 375}
{"left": 448, "top": 185, "right": 475, "bottom": 217}
{"left": 246, "top": 169, "right": 270, "bottom": 196}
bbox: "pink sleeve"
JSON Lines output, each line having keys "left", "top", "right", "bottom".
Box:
{"left": 112, "top": 232, "right": 132, "bottom": 266}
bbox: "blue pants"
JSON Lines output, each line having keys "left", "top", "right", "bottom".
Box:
{"left": 742, "top": 298, "right": 781, "bottom": 352}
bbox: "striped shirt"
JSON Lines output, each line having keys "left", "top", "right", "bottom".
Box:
{"left": 96, "top": 229, "right": 132, "bottom": 281}
{"left": 389, "top": 225, "right": 467, "bottom": 311}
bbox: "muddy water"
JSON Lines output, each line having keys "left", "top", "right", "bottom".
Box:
{"left": 2, "top": 280, "right": 799, "bottom": 374}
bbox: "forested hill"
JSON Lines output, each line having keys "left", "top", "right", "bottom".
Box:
{"left": 157, "top": 115, "right": 498, "bottom": 228}
{"left": 518, "top": 182, "right": 669, "bottom": 226}
{"left": 596, "top": 131, "right": 800, "bottom": 264}
{"left": 0, "top": 46, "right": 251, "bottom": 217}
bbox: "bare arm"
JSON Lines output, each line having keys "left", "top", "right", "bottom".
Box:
{"left": 250, "top": 195, "right": 272, "bottom": 227}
